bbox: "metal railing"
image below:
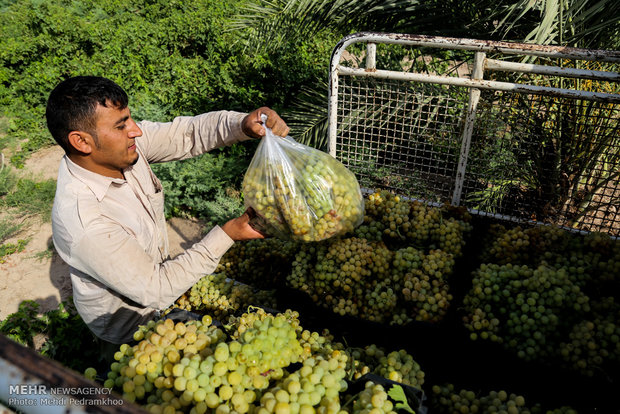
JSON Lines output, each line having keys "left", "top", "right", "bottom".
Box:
{"left": 328, "top": 32, "right": 620, "bottom": 236}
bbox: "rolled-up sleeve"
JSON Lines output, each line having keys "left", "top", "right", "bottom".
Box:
{"left": 70, "top": 218, "right": 234, "bottom": 310}
{"left": 137, "top": 111, "right": 252, "bottom": 163}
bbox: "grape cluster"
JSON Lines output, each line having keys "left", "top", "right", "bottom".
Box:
{"left": 289, "top": 237, "right": 395, "bottom": 321}
{"left": 349, "top": 345, "right": 425, "bottom": 389}
{"left": 559, "top": 313, "right": 620, "bottom": 376}
{"left": 463, "top": 263, "right": 590, "bottom": 361}
{"left": 215, "top": 238, "right": 298, "bottom": 289}
{"left": 466, "top": 223, "right": 620, "bottom": 376}
{"left": 243, "top": 134, "right": 364, "bottom": 242}
{"left": 349, "top": 382, "right": 397, "bottom": 414}
{"left": 429, "top": 384, "right": 550, "bottom": 414}
{"left": 429, "top": 384, "right": 581, "bottom": 414}
{"left": 170, "top": 273, "right": 276, "bottom": 320}
{"left": 406, "top": 200, "right": 442, "bottom": 244}
{"left": 364, "top": 191, "right": 412, "bottom": 241}
{"left": 388, "top": 246, "right": 453, "bottom": 323}
{"left": 285, "top": 190, "right": 471, "bottom": 324}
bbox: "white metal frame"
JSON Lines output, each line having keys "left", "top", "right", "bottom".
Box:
{"left": 328, "top": 32, "right": 620, "bottom": 230}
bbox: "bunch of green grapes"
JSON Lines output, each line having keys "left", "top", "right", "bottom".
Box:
{"left": 298, "top": 328, "right": 345, "bottom": 362}
{"left": 216, "top": 238, "right": 298, "bottom": 288}
{"left": 478, "top": 224, "right": 618, "bottom": 278}
{"left": 103, "top": 309, "right": 319, "bottom": 413}
{"left": 399, "top": 269, "right": 452, "bottom": 323}
{"left": 104, "top": 316, "right": 223, "bottom": 405}
{"left": 430, "top": 216, "right": 470, "bottom": 258}
{"left": 429, "top": 384, "right": 547, "bottom": 414}
{"left": 389, "top": 246, "right": 453, "bottom": 323}
{"left": 374, "top": 349, "right": 425, "bottom": 388}
{"left": 558, "top": 312, "right": 620, "bottom": 376}
{"left": 463, "top": 263, "right": 591, "bottom": 362}
{"left": 170, "top": 273, "right": 277, "bottom": 320}
{"left": 550, "top": 232, "right": 620, "bottom": 287}
{"left": 363, "top": 190, "right": 471, "bottom": 258}
{"left": 288, "top": 237, "right": 397, "bottom": 322}
{"left": 473, "top": 224, "right": 620, "bottom": 374}
{"left": 354, "top": 215, "right": 385, "bottom": 242}
{"left": 349, "top": 381, "right": 397, "bottom": 414}
{"left": 377, "top": 193, "right": 412, "bottom": 241}
{"left": 288, "top": 243, "right": 325, "bottom": 295}
{"left": 288, "top": 236, "right": 456, "bottom": 324}
{"left": 100, "top": 309, "right": 429, "bottom": 414}
{"left": 363, "top": 281, "right": 398, "bottom": 321}
{"left": 256, "top": 350, "right": 350, "bottom": 414}
{"left": 348, "top": 345, "right": 425, "bottom": 389}
{"left": 406, "top": 201, "right": 442, "bottom": 246}
{"left": 360, "top": 190, "right": 416, "bottom": 246}
{"left": 317, "top": 237, "right": 392, "bottom": 292}
{"left": 479, "top": 226, "right": 530, "bottom": 265}
{"left": 421, "top": 249, "right": 455, "bottom": 279}
{"left": 430, "top": 384, "right": 581, "bottom": 414}
{"left": 243, "top": 138, "right": 364, "bottom": 242}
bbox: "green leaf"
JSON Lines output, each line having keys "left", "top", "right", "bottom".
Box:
{"left": 388, "top": 384, "right": 415, "bottom": 414}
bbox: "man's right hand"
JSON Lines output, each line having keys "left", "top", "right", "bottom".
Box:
{"left": 221, "top": 208, "right": 265, "bottom": 241}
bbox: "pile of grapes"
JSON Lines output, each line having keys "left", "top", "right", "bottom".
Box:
{"left": 349, "top": 344, "right": 425, "bottom": 388}
{"left": 215, "top": 238, "right": 299, "bottom": 290}
{"left": 243, "top": 132, "right": 364, "bottom": 242}
{"left": 429, "top": 384, "right": 577, "bottom": 414}
{"left": 462, "top": 224, "right": 620, "bottom": 376}
{"left": 169, "top": 273, "right": 278, "bottom": 321}
{"left": 89, "top": 305, "right": 583, "bottom": 414}
{"left": 94, "top": 307, "right": 430, "bottom": 414}
{"left": 287, "top": 191, "right": 471, "bottom": 324}
{"left": 200, "top": 190, "right": 472, "bottom": 325}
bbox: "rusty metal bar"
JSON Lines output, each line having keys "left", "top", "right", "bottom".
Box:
{"left": 336, "top": 66, "right": 620, "bottom": 103}
{"left": 484, "top": 58, "right": 620, "bottom": 81}
{"left": 333, "top": 32, "right": 620, "bottom": 63}
{"left": 0, "top": 334, "right": 146, "bottom": 413}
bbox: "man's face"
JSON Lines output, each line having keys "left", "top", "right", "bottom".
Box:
{"left": 89, "top": 103, "right": 142, "bottom": 177}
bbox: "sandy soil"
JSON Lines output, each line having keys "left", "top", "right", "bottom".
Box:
{"left": 0, "top": 146, "right": 206, "bottom": 320}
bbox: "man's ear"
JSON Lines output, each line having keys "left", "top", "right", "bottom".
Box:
{"left": 67, "top": 131, "right": 94, "bottom": 154}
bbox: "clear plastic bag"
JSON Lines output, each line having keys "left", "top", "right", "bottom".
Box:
{"left": 243, "top": 117, "right": 364, "bottom": 242}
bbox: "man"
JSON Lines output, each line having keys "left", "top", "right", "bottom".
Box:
{"left": 46, "top": 75, "right": 289, "bottom": 346}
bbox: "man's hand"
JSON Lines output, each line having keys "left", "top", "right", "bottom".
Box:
{"left": 221, "top": 208, "right": 265, "bottom": 241}
{"left": 242, "top": 107, "right": 289, "bottom": 138}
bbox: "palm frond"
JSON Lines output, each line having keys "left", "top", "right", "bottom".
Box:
{"left": 283, "top": 80, "right": 330, "bottom": 150}
{"left": 493, "top": 0, "right": 620, "bottom": 49}
{"left": 229, "top": 0, "right": 426, "bottom": 51}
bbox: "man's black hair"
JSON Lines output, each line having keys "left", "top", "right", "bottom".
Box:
{"left": 45, "top": 76, "right": 129, "bottom": 153}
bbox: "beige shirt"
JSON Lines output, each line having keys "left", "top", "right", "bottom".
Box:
{"left": 52, "top": 111, "right": 252, "bottom": 344}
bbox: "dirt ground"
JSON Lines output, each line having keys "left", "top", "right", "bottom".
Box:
{"left": 0, "top": 146, "right": 206, "bottom": 321}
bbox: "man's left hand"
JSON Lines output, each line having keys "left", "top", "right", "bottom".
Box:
{"left": 242, "top": 107, "right": 289, "bottom": 138}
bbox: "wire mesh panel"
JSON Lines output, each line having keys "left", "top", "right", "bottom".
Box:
{"left": 336, "top": 77, "right": 467, "bottom": 203}
{"left": 462, "top": 91, "right": 620, "bottom": 234}
{"left": 328, "top": 33, "right": 620, "bottom": 236}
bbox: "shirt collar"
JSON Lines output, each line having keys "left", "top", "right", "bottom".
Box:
{"left": 64, "top": 156, "right": 126, "bottom": 202}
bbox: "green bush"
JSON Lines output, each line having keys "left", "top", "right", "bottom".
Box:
{"left": 0, "top": 0, "right": 246, "bottom": 162}
{"left": 0, "top": 0, "right": 338, "bottom": 161}
{"left": 152, "top": 145, "right": 252, "bottom": 227}
{"left": 0, "top": 300, "right": 102, "bottom": 372}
